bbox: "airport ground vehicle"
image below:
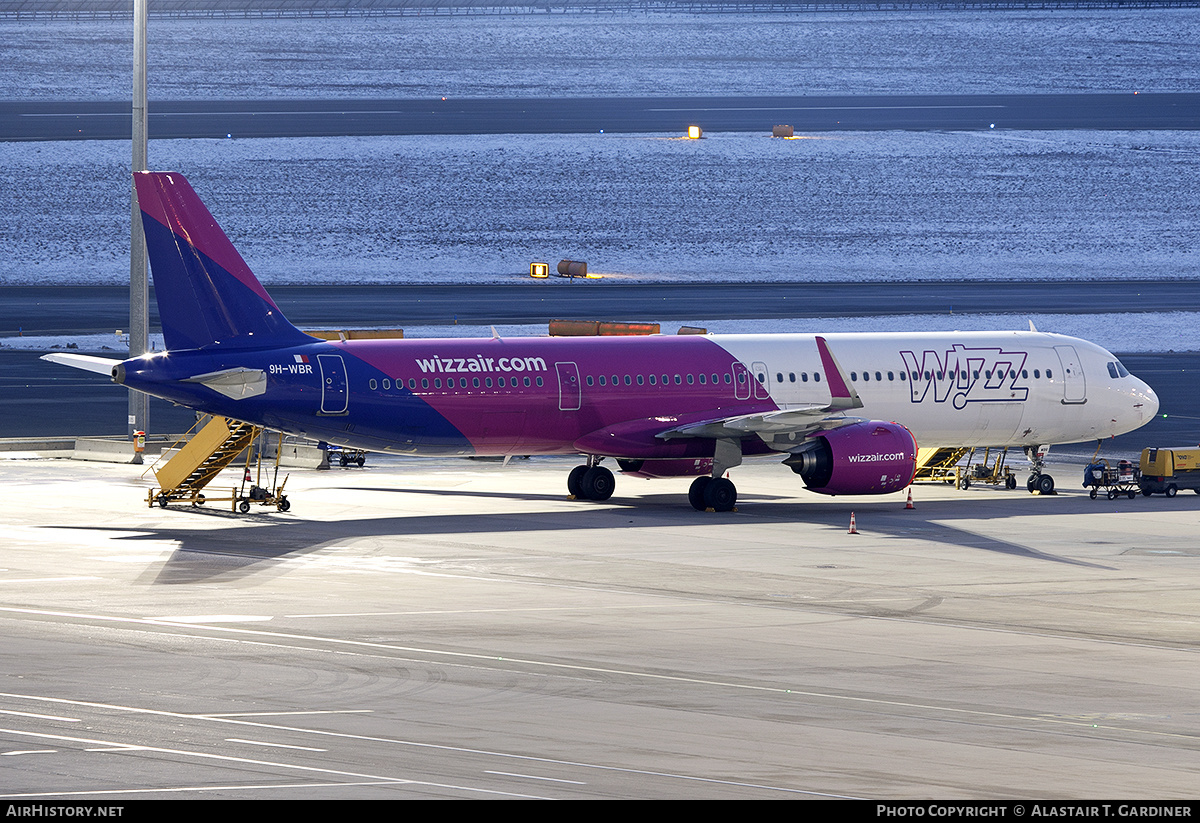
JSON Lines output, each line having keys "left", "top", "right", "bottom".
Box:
{"left": 1139, "top": 447, "right": 1200, "bottom": 497}
{"left": 1083, "top": 459, "right": 1140, "bottom": 500}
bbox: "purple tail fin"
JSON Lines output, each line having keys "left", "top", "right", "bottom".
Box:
{"left": 134, "top": 171, "right": 313, "bottom": 352}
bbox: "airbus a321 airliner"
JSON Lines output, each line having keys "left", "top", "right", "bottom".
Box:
{"left": 46, "top": 172, "right": 1158, "bottom": 511}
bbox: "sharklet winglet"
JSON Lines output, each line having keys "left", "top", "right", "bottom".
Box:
{"left": 815, "top": 336, "right": 863, "bottom": 411}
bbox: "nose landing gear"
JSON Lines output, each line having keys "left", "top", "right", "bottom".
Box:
{"left": 1024, "top": 444, "right": 1056, "bottom": 495}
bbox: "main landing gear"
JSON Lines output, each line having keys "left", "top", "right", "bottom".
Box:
{"left": 567, "top": 458, "right": 615, "bottom": 501}
{"left": 688, "top": 438, "right": 743, "bottom": 512}
{"left": 687, "top": 475, "right": 737, "bottom": 512}
{"left": 569, "top": 439, "right": 745, "bottom": 512}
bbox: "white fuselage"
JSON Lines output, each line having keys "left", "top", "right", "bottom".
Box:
{"left": 713, "top": 331, "right": 1156, "bottom": 450}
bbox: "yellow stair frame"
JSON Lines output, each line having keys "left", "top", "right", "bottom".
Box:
{"left": 912, "top": 446, "right": 969, "bottom": 486}
{"left": 146, "top": 416, "right": 259, "bottom": 509}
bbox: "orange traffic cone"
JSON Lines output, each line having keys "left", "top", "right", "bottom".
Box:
{"left": 243, "top": 466, "right": 252, "bottom": 483}
{"left": 848, "top": 512, "right": 858, "bottom": 534}
{"left": 905, "top": 488, "right": 914, "bottom": 510}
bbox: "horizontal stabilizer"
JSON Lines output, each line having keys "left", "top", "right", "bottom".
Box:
{"left": 183, "top": 367, "right": 267, "bottom": 400}
{"left": 39, "top": 353, "right": 120, "bottom": 376}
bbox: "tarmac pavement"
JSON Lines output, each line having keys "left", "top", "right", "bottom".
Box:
{"left": 2, "top": 453, "right": 1199, "bottom": 798}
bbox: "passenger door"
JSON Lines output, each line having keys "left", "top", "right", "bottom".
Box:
{"left": 317, "top": 354, "right": 349, "bottom": 415}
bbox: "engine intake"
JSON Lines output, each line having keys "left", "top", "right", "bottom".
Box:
{"left": 784, "top": 421, "right": 917, "bottom": 495}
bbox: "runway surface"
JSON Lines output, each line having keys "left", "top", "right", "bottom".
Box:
{"left": 6, "top": 281, "right": 1199, "bottom": 335}
{"left": 4, "top": 92, "right": 1198, "bottom": 141}
{"left": 3, "top": 454, "right": 1200, "bottom": 798}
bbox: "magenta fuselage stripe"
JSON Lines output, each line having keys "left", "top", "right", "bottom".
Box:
{"left": 342, "top": 335, "right": 781, "bottom": 456}
{"left": 134, "top": 172, "right": 280, "bottom": 310}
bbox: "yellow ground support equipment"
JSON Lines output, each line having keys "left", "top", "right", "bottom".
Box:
{"left": 961, "top": 447, "right": 1019, "bottom": 490}
{"left": 912, "top": 447, "right": 968, "bottom": 486}
{"left": 145, "top": 416, "right": 291, "bottom": 513}
{"left": 1140, "top": 447, "right": 1200, "bottom": 497}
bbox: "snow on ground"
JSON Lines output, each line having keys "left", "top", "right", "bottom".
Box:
{"left": 3, "top": 10, "right": 1197, "bottom": 287}
{"left": 6, "top": 311, "right": 1199, "bottom": 354}
{"left": 2, "top": 129, "right": 1197, "bottom": 286}
{"left": 4, "top": 10, "right": 1200, "bottom": 100}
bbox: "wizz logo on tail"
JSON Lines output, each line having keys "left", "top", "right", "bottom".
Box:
{"left": 900, "top": 345, "right": 1029, "bottom": 409}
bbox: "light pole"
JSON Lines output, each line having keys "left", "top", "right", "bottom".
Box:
{"left": 129, "top": 0, "right": 148, "bottom": 460}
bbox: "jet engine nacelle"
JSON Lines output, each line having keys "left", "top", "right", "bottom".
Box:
{"left": 784, "top": 421, "right": 917, "bottom": 495}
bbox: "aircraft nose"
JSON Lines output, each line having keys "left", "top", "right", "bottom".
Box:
{"left": 1141, "top": 381, "right": 1160, "bottom": 420}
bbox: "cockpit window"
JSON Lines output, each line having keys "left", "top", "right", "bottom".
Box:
{"left": 1107, "top": 361, "right": 1130, "bottom": 379}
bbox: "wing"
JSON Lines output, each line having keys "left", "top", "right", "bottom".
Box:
{"left": 657, "top": 336, "right": 864, "bottom": 443}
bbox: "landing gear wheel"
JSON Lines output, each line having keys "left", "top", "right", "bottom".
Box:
{"left": 688, "top": 476, "right": 711, "bottom": 511}
{"left": 1037, "top": 474, "right": 1055, "bottom": 495}
{"left": 1166, "top": 484, "right": 1178, "bottom": 498}
{"left": 239, "top": 500, "right": 251, "bottom": 514}
{"left": 703, "top": 477, "right": 737, "bottom": 512}
{"left": 1027, "top": 474, "right": 1039, "bottom": 493}
{"left": 580, "top": 466, "right": 615, "bottom": 501}
{"left": 567, "top": 465, "right": 587, "bottom": 498}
